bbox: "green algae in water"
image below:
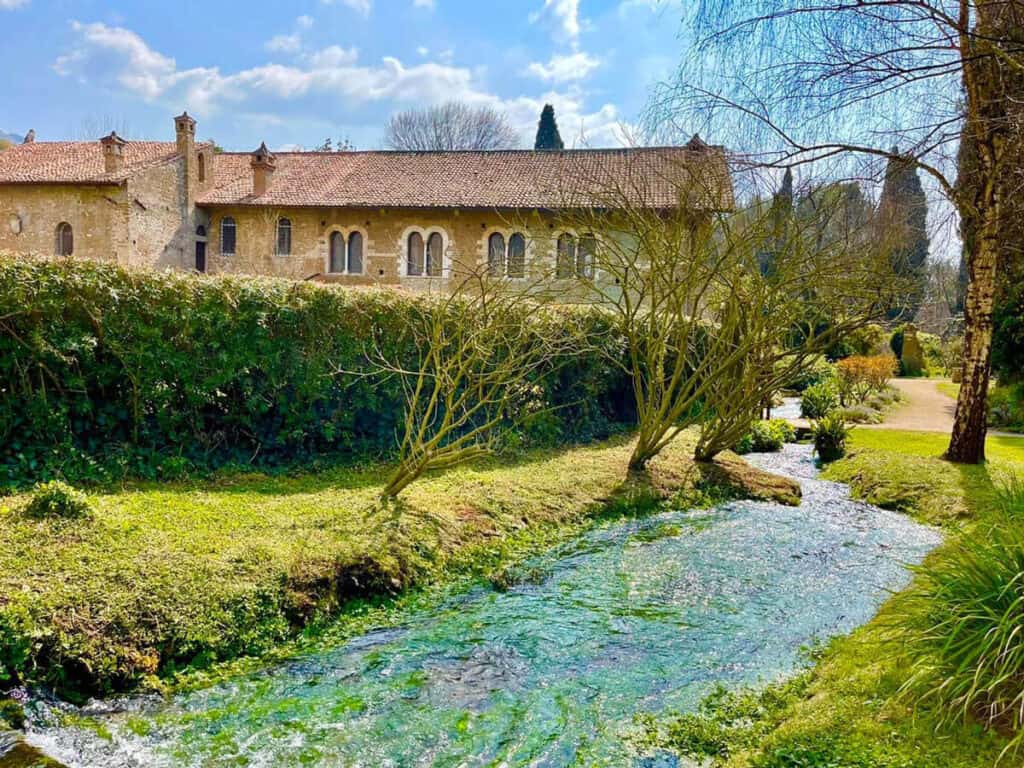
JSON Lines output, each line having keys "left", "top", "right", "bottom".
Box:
{"left": 24, "top": 445, "right": 941, "bottom": 767}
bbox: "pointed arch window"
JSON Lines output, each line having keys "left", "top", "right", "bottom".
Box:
{"left": 276, "top": 218, "right": 292, "bottom": 256}
{"left": 220, "top": 217, "right": 236, "bottom": 255}
{"left": 556, "top": 233, "right": 575, "bottom": 278}
{"left": 329, "top": 231, "right": 366, "bottom": 274}
{"left": 347, "top": 231, "right": 364, "bottom": 274}
{"left": 578, "top": 234, "right": 596, "bottom": 279}
{"left": 426, "top": 232, "right": 443, "bottom": 277}
{"left": 407, "top": 232, "right": 425, "bottom": 276}
{"left": 507, "top": 233, "right": 526, "bottom": 278}
{"left": 55, "top": 222, "right": 73, "bottom": 256}
{"left": 487, "top": 233, "right": 506, "bottom": 277}
{"left": 329, "top": 231, "right": 345, "bottom": 273}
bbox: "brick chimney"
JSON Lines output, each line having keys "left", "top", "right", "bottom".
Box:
{"left": 251, "top": 142, "right": 276, "bottom": 197}
{"left": 174, "top": 111, "right": 196, "bottom": 157}
{"left": 100, "top": 131, "right": 127, "bottom": 174}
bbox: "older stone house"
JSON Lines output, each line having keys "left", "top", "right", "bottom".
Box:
{"left": 0, "top": 113, "right": 732, "bottom": 289}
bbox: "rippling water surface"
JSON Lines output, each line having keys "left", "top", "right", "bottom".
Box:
{"left": 19, "top": 445, "right": 940, "bottom": 767}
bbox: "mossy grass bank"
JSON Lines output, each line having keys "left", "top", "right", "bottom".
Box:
{"left": 0, "top": 431, "right": 797, "bottom": 701}
{"left": 639, "top": 429, "right": 1024, "bottom": 766}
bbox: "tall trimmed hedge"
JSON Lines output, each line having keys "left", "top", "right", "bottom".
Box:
{"left": 0, "top": 257, "right": 633, "bottom": 489}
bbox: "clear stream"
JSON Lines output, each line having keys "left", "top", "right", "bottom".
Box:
{"left": 14, "top": 445, "right": 941, "bottom": 767}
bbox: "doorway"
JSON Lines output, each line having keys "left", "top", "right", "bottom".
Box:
{"left": 195, "top": 225, "right": 207, "bottom": 272}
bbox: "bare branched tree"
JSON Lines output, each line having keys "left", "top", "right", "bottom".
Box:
{"left": 383, "top": 102, "right": 520, "bottom": 151}
{"left": 559, "top": 160, "right": 904, "bottom": 469}
{"left": 653, "top": 1, "right": 1024, "bottom": 463}
{"left": 371, "top": 259, "right": 576, "bottom": 500}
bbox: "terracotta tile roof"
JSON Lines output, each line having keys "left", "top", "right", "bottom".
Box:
{"left": 197, "top": 146, "right": 733, "bottom": 211}
{"left": 0, "top": 141, "right": 185, "bottom": 184}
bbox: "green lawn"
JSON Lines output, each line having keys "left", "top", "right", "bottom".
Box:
{"left": 642, "top": 429, "right": 1023, "bottom": 766}
{"left": 0, "top": 431, "right": 798, "bottom": 700}
{"left": 937, "top": 380, "right": 961, "bottom": 401}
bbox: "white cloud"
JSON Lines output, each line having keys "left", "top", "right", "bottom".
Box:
{"left": 265, "top": 14, "right": 318, "bottom": 52}
{"left": 302, "top": 45, "right": 359, "bottom": 68}
{"left": 266, "top": 33, "right": 302, "bottom": 53}
{"left": 53, "top": 20, "right": 630, "bottom": 147}
{"left": 321, "top": 0, "right": 371, "bottom": 16}
{"left": 530, "top": 0, "right": 581, "bottom": 46}
{"left": 416, "top": 46, "right": 429, "bottom": 57}
{"left": 526, "top": 52, "right": 600, "bottom": 83}
{"left": 0, "top": 0, "right": 29, "bottom": 8}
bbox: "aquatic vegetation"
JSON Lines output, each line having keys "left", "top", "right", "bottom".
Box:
{"left": 21, "top": 446, "right": 939, "bottom": 767}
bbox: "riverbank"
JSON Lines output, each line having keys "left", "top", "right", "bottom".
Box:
{"left": 642, "top": 429, "right": 1024, "bottom": 766}
{"left": 0, "top": 431, "right": 799, "bottom": 703}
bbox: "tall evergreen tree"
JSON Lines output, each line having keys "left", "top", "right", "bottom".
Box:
{"left": 877, "top": 149, "right": 929, "bottom": 320}
{"left": 534, "top": 104, "right": 564, "bottom": 150}
{"left": 759, "top": 167, "right": 793, "bottom": 276}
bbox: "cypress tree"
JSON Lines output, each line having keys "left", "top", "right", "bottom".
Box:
{"left": 878, "top": 149, "right": 929, "bottom": 320}
{"left": 534, "top": 104, "right": 564, "bottom": 150}
{"left": 759, "top": 167, "right": 793, "bottom": 276}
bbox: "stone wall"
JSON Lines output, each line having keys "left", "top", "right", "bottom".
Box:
{"left": 126, "top": 158, "right": 193, "bottom": 271}
{"left": 0, "top": 184, "right": 130, "bottom": 263}
{"left": 202, "top": 206, "right": 599, "bottom": 293}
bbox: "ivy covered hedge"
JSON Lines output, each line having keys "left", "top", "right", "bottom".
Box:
{"left": 0, "top": 257, "right": 633, "bottom": 490}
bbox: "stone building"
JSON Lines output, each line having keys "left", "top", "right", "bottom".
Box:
{"left": 0, "top": 113, "right": 732, "bottom": 288}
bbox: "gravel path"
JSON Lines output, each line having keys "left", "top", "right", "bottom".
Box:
{"left": 865, "top": 379, "right": 957, "bottom": 432}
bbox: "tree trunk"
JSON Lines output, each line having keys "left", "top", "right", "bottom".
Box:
{"left": 946, "top": 1, "right": 1019, "bottom": 464}
{"left": 947, "top": 215, "right": 998, "bottom": 463}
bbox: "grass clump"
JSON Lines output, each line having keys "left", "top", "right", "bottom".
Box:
{"left": 22, "top": 480, "right": 93, "bottom": 520}
{"left": 800, "top": 381, "right": 838, "bottom": 419}
{"left": 900, "top": 481, "right": 1024, "bottom": 759}
{"left": 812, "top": 413, "right": 849, "bottom": 463}
{"left": 734, "top": 419, "right": 796, "bottom": 455}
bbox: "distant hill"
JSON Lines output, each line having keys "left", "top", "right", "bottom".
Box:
{"left": 1, "top": 131, "right": 24, "bottom": 145}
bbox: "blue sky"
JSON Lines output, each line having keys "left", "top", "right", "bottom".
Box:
{"left": 0, "top": 0, "right": 689, "bottom": 151}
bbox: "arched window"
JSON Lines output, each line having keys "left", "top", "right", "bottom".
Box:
{"left": 347, "top": 231, "right": 364, "bottom": 274}
{"left": 556, "top": 233, "right": 575, "bottom": 278}
{"left": 487, "top": 233, "right": 506, "bottom": 277}
{"left": 55, "top": 222, "right": 73, "bottom": 256}
{"left": 329, "top": 231, "right": 345, "bottom": 273}
{"left": 276, "top": 218, "right": 292, "bottom": 256}
{"left": 196, "top": 225, "right": 206, "bottom": 238}
{"left": 426, "top": 232, "right": 443, "bottom": 277}
{"left": 577, "top": 234, "right": 596, "bottom": 279}
{"left": 507, "top": 233, "right": 526, "bottom": 278}
{"left": 197, "top": 153, "right": 206, "bottom": 183}
{"left": 220, "top": 217, "right": 236, "bottom": 255}
{"left": 407, "top": 232, "right": 425, "bottom": 276}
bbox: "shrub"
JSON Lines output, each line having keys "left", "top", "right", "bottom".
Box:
{"left": 801, "top": 382, "right": 839, "bottom": 419}
{"left": 785, "top": 357, "right": 835, "bottom": 393}
{"left": 836, "top": 354, "right": 898, "bottom": 404}
{"left": 825, "top": 323, "right": 887, "bottom": 360}
{"left": 22, "top": 480, "right": 93, "bottom": 519}
{"left": 734, "top": 419, "right": 796, "bottom": 454}
{"left": 841, "top": 405, "right": 882, "bottom": 424}
{"left": 901, "top": 481, "right": 1024, "bottom": 755}
{"left": 0, "top": 257, "right": 634, "bottom": 490}
{"left": 813, "top": 413, "right": 849, "bottom": 463}
{"left": 988, "top": 384, "right": 1024, "bottom": 432}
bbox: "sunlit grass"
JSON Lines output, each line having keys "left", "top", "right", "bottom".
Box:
{"left": 668, "top": 427, "right": 1024, "bottom": 767}
{"left": 0, "top": 430, "right": 799, "bottom": 698}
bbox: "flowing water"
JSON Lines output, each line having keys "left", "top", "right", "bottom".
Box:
{"left": 11, "top": 445, "right": 940, "bottom": 767}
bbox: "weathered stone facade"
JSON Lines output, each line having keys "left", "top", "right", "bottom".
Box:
{"left": 0, "top": 113, "right": 732, "bottom": 291}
